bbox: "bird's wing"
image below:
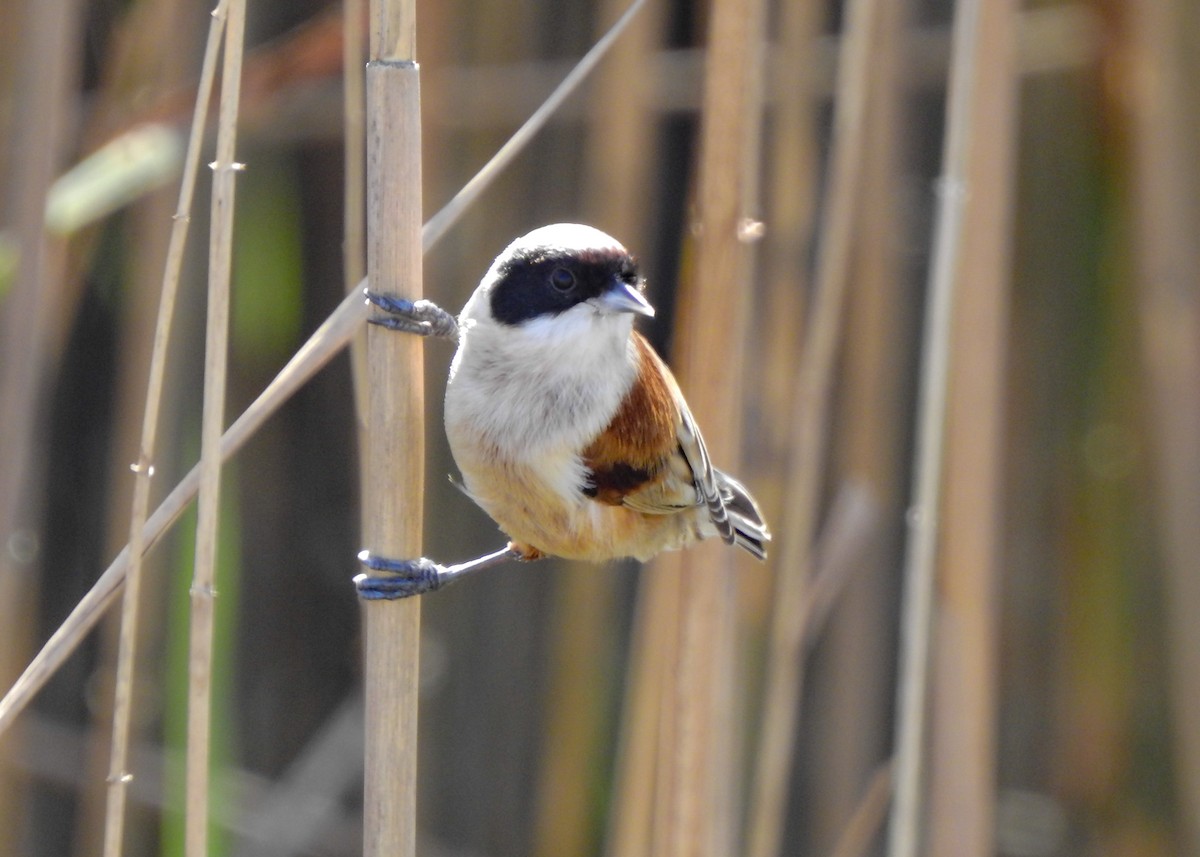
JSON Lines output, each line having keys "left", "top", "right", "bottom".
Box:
{"left": 590, "top": 336, "right": 732, "bottom": 537}
{"left": 583, "top": 333, "right": 769, "bottom": 557}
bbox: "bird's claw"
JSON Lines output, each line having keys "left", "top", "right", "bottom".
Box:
{"left": 355, "top": 552, "right": 444, "bottom": 599}
{"left": 364, "top": 289, "right": 458, "bottom": 339}
{"left": 355, "top": 545, "right": 522, "bottom": 599}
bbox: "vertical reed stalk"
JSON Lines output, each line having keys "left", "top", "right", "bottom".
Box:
{"left": 185, "top": 1, "right": 246, "bottom": 855}
{"left": 925, "top": 0, "right": 1016, "bottom": 854}
{"left": 0, "top": 0, "right": 82, "bottom": 848}
{"left": 344, "top": 0, "right": 369, "bottom": 425}
{"left": 887, "top": 0, "right": 989, "bottom": 854}
{"left": 1127, "top": 0, "right": 1200, "bottom": 849}
{"left": 654, "top": 0, "right": 767, "bottom": 852}
{"left": 102, "top": 4, "right": 229, "bottom": 856}
{"left": 745, "top": 0, "right": 882, "bottom": 851}
{"left": 359, "top": 1, "right": 423, "bottom": 855}
{"left": 344, "top": 0, "right": 367, "bottom": 292}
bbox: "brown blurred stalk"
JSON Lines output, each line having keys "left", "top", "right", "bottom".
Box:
{"left": 1126, "top": 0, "right": 1200, "bottom": 850}
{"left": 358, "top": 2, "right": 423, "bottom": 856}
{"left": 925, "top": 0, "right": 1017, "bottom": 854}
{"left": 746, "top": 0, "right": 886, "bottom": 851}
{"left": 808, "top": 0, "right": 910, "bottom": 850}
{"left": 647, "top": 0, "right": 768, "bottom": 853}
{"left": 0, "top": 0, "right": 83, "bottom": 849}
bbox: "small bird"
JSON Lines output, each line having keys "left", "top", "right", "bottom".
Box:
{"left": 357, "top": 223, "right": 769, "bottom": 597}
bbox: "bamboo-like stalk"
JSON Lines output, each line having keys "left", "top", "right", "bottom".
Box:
{"left": 745, "top": 0, "right": 882, "bottom": 852}
{"left": 185, "top": 2, "right": 246, "bottom": 855}
{"left": 651, "top": 0, "right": 768, "bottom": 852}
{"left": 887, "top": 0, "right": 989, "bottom": 854}
{"left": 100, "top": 6, "right": 229, "bottom": 856}
{"left": 924, "top": 1, "right": 1016, "bottom": 854}
{"left": 358, "top": 1, "right": 422, "bottom": 855}
{"left": 0, "top": 0, "right": 645, "bottom": 738}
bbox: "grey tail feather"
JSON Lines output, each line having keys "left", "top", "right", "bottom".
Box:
{"left": 715, "top": 469, "right": 771, "bottom": 561}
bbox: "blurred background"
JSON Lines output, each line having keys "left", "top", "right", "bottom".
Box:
{"left": 1, "top": 0, "right": 1198, "bottom": 855}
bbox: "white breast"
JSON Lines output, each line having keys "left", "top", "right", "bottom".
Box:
{"left": 444, "top": 304, "right": 639, "bottom": 507}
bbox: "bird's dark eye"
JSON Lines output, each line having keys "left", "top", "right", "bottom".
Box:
{"left": 550, "top": 266, "right": 576, "bottom": 293}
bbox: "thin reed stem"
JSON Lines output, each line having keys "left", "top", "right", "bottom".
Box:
{"left": 420, "top": 0, "right": 647, "bottom": 251}
{"left": 746, "top": 0, "right": 882, "bottom": 852}
{"left": 185, "top": 1, "right": 246, "bottom": 855}
{"left": 888, "top": 0, "right": 987, "bottom": 854}
{"left": 925, "top": 0, "right": 1016, "bottom": 853}
{"left": 101, "top": 4, "right": 229, "bottom": 856}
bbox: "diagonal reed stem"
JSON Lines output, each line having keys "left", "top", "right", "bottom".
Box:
{"left": 101, "top": 4, "right": 230, "bottom": 857}
{"left": 185, "top": 1, "right": 246, "bottom": 855}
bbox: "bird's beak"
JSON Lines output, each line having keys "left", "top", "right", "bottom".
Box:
{"left": 596, "top": 280, "right": 655, "bottom": 318}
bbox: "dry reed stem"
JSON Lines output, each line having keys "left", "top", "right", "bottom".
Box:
{"left": 745, "top": 0, "right": 882, "bottom": 852}
{"left": 652, "top": 0, "right": 767, "bottom": 851}
{"left": 101, "top": 4, "right": 230, "bottom": 856}
{"left": 887, "top": 0, "right": 989, "bottom": 854}
{"left": 185, "top": 1, "right": 246, "bottom": 855}
{"left": 358, "top": 2, "right": 421, "bottom": 855}
{"left": 100, "top": 6, "right": 229, "bottom": 854}
{"left": 344, "top": 0, "right": 367, "bottom": 292}
{"left": 924, "top": 0, "right": 1016, "bottom": 853}
{"left": 344, "top": 0, "right": 370, "bottom": 428}
{"left": 0, "top": 0, "right": 645, "bottom": 737}
{"left": 1127, "top": 0, "right": 1200, "bottom": 849}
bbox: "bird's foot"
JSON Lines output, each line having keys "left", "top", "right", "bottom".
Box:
{"left": 364, "top": 289, "right": 459, "bottom": 339}
{"left": 354, "top": 546, "right": 521, "bottom": 599}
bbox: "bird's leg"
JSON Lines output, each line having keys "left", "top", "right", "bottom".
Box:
{"left": 354, "top": 546, "right": 529, "bottom": 599}
{"left": 364, "top": 288, "right": 459, "bottom": 339}
{"left": 358, "top": 288, "right": 471, "bottom": 598}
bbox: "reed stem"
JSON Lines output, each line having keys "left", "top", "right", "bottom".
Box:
{"left": 357, "top": 2, "right": 422, "bottom": 856}
{"left": 185, "top": 1, "right": 246, "bottom": 854}
{"left": 101, "top": 4, "right": 229, "bottom": 856}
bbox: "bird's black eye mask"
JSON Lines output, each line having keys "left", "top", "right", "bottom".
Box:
{"left": 489, "top": 248, "right": 641, "bottom": 326}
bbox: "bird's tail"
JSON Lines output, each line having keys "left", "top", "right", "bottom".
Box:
{"left": 714, "top": 469, "right": 771, "bottom": 561}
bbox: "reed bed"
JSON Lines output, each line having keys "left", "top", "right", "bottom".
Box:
{"left": 0, "top": 1, "right": 1196, "bottom": 856}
